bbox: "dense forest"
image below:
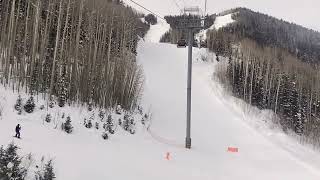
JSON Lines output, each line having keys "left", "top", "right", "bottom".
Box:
{"left": 223, "top": 8, "right": 320, "bottom": 63}
{"left": 0, "top": 0, "right": 149, "bottom": 110}
{"left": 207, "top": 8, "right": 320, "bottom": 146}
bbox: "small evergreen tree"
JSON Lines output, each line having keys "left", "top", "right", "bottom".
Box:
{"left": 49, "top": 96, "right": 55, "bottom": 108}
{"left": 64, "top": 116, "right": 73, "bottom": 133}
{"left": 104, "top": 115, "right": 115, "bottom": 134}
{"left": 116, "top": 105, "right": 122, "bottom": 115}
{"left": 43, "top": 160, "right": 56, "bottom": 180}
{"left": 0, "top": 143, "right": 27, "bottom": 179}
{"left": 88, "top": 101, "right": 93, "bottom": 111}
{"left": 123, "top": 114, "right": 130, "bottom": 131}
{"left": 102, "top": 132, "right": 108, "bottom": 140}
{"left": 145, "top": 14, "right": 157, "bottom": 25}
{"left": 137, "top": 106, "right": 143, "bottom": 115}
{"left": 35, "top": 159, "right": 56, "bottom": 180}
{"left": 45, "top": 114, "right": 52, "bottom": 123}
{"left": 130, "top": 128, "right": 136, "bottom": 134}
{"left": 107, "top": 115, "right": 113, "bottom": 126}
{"left": 86, "top": 120, "right": 93, "bottom": 129}
{"left": 24, "top": 96, "right": 36, "bottom": 113}
{"left": 98, "top": 109, "right": 105, "bottom": 121}
{"left": 14, "top": 95, "right": 23, "bottom": 115}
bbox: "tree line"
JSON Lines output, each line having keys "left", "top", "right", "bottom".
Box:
{"left": 222, "top": 7, "right": 320, "bottom": 63}
{"left": 208, "top": 26, "right": 320, "bottom": 147}
{"left": 0, "top": 0, "right": 149, "bottom": 110}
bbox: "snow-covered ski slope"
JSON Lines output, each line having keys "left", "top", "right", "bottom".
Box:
{"left": 0, "top": 20, "right": 320, "bottom": 180}
{"left": 213, "top": 13, "right": 235, "bottom": 29}
{"left": 196, "top": 13, "right": 236, "bottom": 41}
{"left": 138, "top": 22, "right": 320, "bottom": 179}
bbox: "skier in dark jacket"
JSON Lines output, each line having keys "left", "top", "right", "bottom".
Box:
{"left": 15, "top": 124, "right": 21, "bottom": 138}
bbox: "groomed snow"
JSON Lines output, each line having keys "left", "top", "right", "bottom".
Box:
{"left": 144, "top": 21, "right": 170, "bottom": 43}
{"left": 0, "top": 18, "right": 320, "bottom": 180}
{"left": 196, "top": 13, "right": 235, "bottom": 42}
{"left": 212, "top": 13, "right": 235, "bottom": 30}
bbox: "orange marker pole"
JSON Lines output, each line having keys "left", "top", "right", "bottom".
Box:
{"left": 227, "top": 147, "right": 239, "bottom": 153}
{"left": 166, "top": 152, "right": 170, "bottom": 160}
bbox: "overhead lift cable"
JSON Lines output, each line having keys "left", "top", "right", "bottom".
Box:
{"left": 126, "top": 0, "right": 166, "bottom": 21}
{"left": 172, "top": 0, "right": 181, "bottom": 12}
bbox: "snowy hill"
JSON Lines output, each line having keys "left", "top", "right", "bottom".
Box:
{"left": 1, "top": 18, "right": 320, "bottom": 180}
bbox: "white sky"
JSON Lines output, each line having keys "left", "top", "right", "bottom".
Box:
{"left": 123, "top": 0, "right": 320, "bottom": 32}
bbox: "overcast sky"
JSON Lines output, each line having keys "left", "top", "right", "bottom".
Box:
{"left": 124, "top": 0, "right": 320, "bottom": 31}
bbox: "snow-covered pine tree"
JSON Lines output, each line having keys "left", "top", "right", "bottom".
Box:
{"left": 98, "top": 109, "right": 105, "bottom": 121}
{"left": 105, "top": 115, "right": 115, "bottom": 134}
{"left": 0, "top": 143, "right": 27, "bottom": 179}
{"left": 43, "top": 160, "right": 56, "bottom": 180}
{"left": 45, "top": 114, "right": 52, "bottom": 123}
{"left": 35, "top": 159, "right": 56, "bottom": 180}
{"left": 102, "top": 132, "right": 108, "bottom": 140}
{"left": 116, "top": 104, "right": 122, "bottom": 114}
{"left": 85, "top": 112, "right": 94, "bottom": 128}
{"left": 123, "top": 114, "right": 130, "bottom": 131}
{"left": 130, "top": 128, "right": 136, "bottom": 134}
{"left": 95, "top": 122, "right": 99, "bottom": 130}
{"left": 129, "top": 117, "right": 136, "bottom": 134}
{"left": 24, "top": 96, "right": 36, "bottom": 113}
{"left": 121, "top": 114, "right": 136, "bottom": 134}
{"left": 64, "top": 116, "right": 73, "bottom": 133}
{"left": 88, "top": 101, "right": 93, "bottom": 111}
{"left": 295, "top": 111, "right": 304, "bottom": 135}
{"left": 49, "top": 95, "right": 55, "bottom": 108}
{"left": 14, "top": 95, "right": 23, "bottom": 115}
{"left": 144, "top": 14, "right": 157, "bottom": 25}
{"left": 107, "top": 115, "right": 113, "bottom": 126}
{"left": 137, "top": 106, "right": 143, "bottom": 115}
{"left": 86, "top": 120, "right": 93, "bottom": 129}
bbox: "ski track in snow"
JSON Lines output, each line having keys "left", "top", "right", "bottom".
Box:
{"left": 0, "top": 20, "right": 320, "bottom": 180}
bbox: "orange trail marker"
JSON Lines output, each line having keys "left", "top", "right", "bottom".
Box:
{"left": 165, "top": 152, "right": 170, "bottom": 160}
{"left": 227, "top": 147, "right": 239, "bottom": 153}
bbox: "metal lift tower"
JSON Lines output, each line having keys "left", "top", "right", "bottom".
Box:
{"left": 166, "top": 7, "right": 206, "bottom": 149}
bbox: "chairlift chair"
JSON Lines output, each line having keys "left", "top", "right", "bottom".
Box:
{"left": 177, "top": 39, "right": 187, "bottom": 48}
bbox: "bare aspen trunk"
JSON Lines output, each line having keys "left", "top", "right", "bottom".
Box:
{"left": 249, "top": 61, "right": 255, "bottom": 105}
{"left": 275, "top": 75, "right": 282, "bottom": 114}
{"left": 70, "top": 0, "right": 84, "bottom": 101}
{"left": 60, "top": 0, "right": 71, "bottom": 68}
{"left": 49, "top": 0, "right": 63, "bottom": 96}
{"left": 5, "top": 0, "right": 16, "bottom": 85}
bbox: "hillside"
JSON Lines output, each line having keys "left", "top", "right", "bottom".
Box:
{"left": 206, "top": 8, "right": 320, "bottom": 148}
{"left": 219, "top": 8, "right": 320, "bottom": 63}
